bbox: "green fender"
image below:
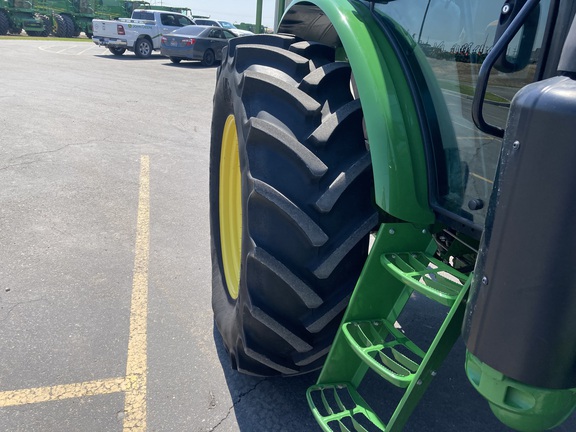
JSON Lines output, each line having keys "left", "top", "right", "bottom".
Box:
{"left": 279, "top": 0, "right": 434, "bottom": 225}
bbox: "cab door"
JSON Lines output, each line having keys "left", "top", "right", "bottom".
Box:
{"left": 371, "top": 0, "right": 556, "bottom": 238}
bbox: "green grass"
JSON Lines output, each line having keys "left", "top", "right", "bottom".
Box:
{"left": 0, "top": 34, "right": 92, "bottom": 42}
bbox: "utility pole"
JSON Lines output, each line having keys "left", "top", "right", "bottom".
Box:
{"left": 256, "top": 0, "right": 262, "bottom": 33}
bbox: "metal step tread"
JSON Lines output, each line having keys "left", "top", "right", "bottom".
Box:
{"left": 342, "top": 319, "right": 425, "bottom": 388}
{"left": 307, "top": 382, "right": 386, "bottom": 431}
{"left": 380, "top": 251, "right": 467, "bottom": 306}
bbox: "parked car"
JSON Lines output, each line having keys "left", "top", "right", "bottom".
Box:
{"left": 160, "top": 25, "right": 236, "bottom": 66}
{"left": 192, "top": 18, "right": 253, "bottom": 36}
{"left": 92, "top": 10, "right": 195, "bottom": 58}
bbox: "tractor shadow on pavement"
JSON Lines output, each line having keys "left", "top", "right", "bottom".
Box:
{"left": 213, "top": 326, "right": 320, "bottom": 431}
{"left": 213, "top": 294, "right": 576, "bottom": 432}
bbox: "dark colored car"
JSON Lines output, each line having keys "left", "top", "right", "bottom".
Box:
{"left": 193, "top": 18, "right": 253, "bottom": 36}
{"left": 160, "top": 25, "right": 236, "bottom": 66}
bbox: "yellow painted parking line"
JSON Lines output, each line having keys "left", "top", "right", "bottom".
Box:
{"left": 471, "top": 172, "right": 494, "bottom": 184}
{"left": 0, "top": 377, "right": 126, "bottom": 407}
{"left": 0, "top": 156, "right": 152, "bottom": 432}
{"left": 123, "top": 155, "right": 150, "bottom": 431}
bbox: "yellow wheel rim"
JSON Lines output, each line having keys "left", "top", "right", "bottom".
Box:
{"left": 219, "top": 115, "right": 242, "bottom": 299}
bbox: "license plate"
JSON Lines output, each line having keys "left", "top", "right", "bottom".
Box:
{"left": 170, "top": 40, "right": 177, "bottom": 46}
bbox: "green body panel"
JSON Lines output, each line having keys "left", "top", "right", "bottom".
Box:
{"left": 35, "top": 0, "right": 97, "bottom": 33}
{"left": 1, "top": 0, "right": 45, "bottom": 32}
{"left": 93, "top": 0, "right": 149, "bottom": 20}
{"left": 466, "top": 352, "right": 576, "bottom": 432}
{"left": 281, "top": 0, "right": 434, "bottom": 225}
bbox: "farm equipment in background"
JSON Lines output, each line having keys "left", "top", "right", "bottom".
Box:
{"left": 91, "top": 0, "right": 194, "bottom": 23}
{"left": 0, "top": 0, "right": 48, "bottom": 36}
{"left": 209, "top": 0, "right": 576, "bottom": 430}
{"left": 92, "top": 0, "right": 149, "bottom": 21}
{"left": 34, "top": 0, "right": 97, "bottom": 37}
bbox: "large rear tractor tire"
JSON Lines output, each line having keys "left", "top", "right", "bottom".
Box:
{"left": 210, "top": 34, "right": 378, "bottom": 376}
{"left": 0, "top": 11, "right": 9, "bottom": 35}
{"left": 62, "top": 15, "right": 75, "bottom": 38}
{"left": 52, "top": 14, "right": 67, "bottom": 38}
{"left": 39, "top": 15, "right": 51, "bottom": 37}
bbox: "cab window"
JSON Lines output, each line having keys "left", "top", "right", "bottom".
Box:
{"left": 375, "top": 0, "right": 552, "bottom": 229}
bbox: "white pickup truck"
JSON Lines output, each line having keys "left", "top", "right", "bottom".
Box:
{"left": 92, "top": 10, "right": 195, "bottom": 58}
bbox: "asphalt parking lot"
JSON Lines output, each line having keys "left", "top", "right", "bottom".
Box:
{"left": 0, "top": 39, "right": 574, "bottom": 432}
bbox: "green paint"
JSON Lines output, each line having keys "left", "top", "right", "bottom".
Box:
{"left": 255, "top": 0, "right": 262, "bottom": 34}
{"left": 307, "top": 223, "right": 471, "bottom": 431}
{"left": 282, "top": 0, "right": 434, "bottom": 224}
{"left": 466, "top": 352, "right": 576, "bottom": 432}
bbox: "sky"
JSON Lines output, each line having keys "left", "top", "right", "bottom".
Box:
{"left": 150, "top": 0, "right": 278, "bottom": 28}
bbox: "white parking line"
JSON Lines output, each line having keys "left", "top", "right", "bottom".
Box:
{"left": 77, "top": 46, "right": 99, "bottom": 55}
{"left": 38, "top": 44, "right": 107, "bottom": 55}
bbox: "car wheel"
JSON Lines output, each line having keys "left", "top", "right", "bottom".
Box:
{"left": 170, "top": 57, "right": 182, "bottom": 64}
{"left": 134, "top": 38, "right": 152, "bottom": 58}
{"left": 109, "top": 47, "right": 126, "bottom": 56}
{"left": 201, "top": 49, "right": 215, "bottom": 67}
{"left": 210, "top": 35, "right": 377, "bottom": 376}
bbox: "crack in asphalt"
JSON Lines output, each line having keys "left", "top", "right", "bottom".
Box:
{"left": 0, "top": 141, "right": 103, "bottom": 172}
{"left": 207, "top": 378, "right": 267, "bottom": 431}
{"left": 9, "top": 144, "right": 78, "bottom": 162}
{"left": 0, "top": 145, "right": 76, "bottom": 172}
{"left": 0, "top": 296, "right": 47, "bottom": 323}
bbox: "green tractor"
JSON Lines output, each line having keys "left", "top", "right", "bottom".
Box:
{"left": 35, "top": 0, "right": 97, "bottom": 37}
{"left": 0, "top": 0, "right": 48, "bottom": 36}
{"left": 209, "top": 0, "right": 576, "bottom": 430}
{"left": 93, "top": 0, "right": 150, "bottom": 20}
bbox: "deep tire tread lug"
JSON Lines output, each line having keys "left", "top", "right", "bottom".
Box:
{"left": 252, "top": 180, "right": 329, "bottom": 248}
{"left": 250, "top": 247, "right": 324, "bottom": 309}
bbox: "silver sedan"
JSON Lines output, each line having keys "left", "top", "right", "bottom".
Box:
{"left": 160, "top": 25, "right": 237, "bottom": 66}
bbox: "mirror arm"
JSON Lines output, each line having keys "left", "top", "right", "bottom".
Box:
{"left": 472, "top": 0, "right": 541, "bottom": 138}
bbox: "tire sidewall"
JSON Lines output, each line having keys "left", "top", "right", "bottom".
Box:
{"left": 209, "top": 58, "right": 246, "bottom": 368}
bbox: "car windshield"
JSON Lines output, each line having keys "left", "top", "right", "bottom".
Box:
{"left": 171, "top": 25, "right": 207, "bottom": 36}
{"left": 218, "top": 21, "right": 236, "bottom": 29}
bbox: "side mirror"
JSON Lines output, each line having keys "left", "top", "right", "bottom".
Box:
{"left": 494, "top": 0, "right": 541, "bottom": 73}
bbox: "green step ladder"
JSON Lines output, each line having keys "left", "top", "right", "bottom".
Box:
{"left": 307, "top": 223, "right": 472, "bottom": 432}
